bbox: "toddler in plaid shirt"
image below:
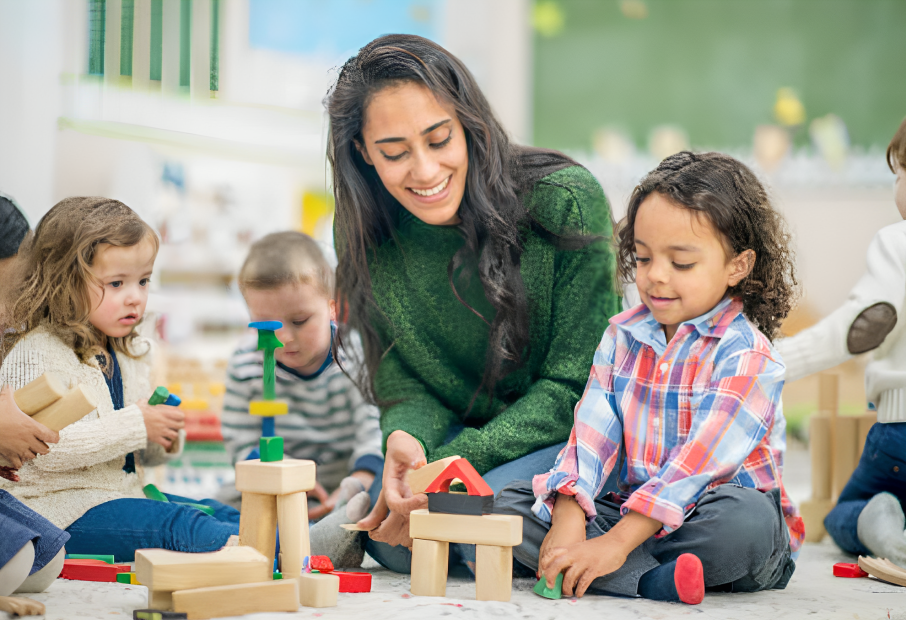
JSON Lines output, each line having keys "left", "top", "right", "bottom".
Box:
{"left": 498, "top": 151, "right": 802, "bottom": 605}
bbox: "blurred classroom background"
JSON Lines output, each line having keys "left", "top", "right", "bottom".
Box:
{"left": 0, "top": 0, "right": 903, "bottom": 497}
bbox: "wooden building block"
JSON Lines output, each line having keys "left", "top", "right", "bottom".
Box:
{"left": 834, "top": 416, "right": 860, "bottom": 498}
{"left": 259, "top": 436, "right": 284, "bottom": 462}
{"left": 135, "top": 546, "right": 270, "bottom": 594}
{"left": 235, "top": 459, "right": 316, "bottom": 495}
{"left": 238, "top": 492, "right": 278, "bottom": 561}
{"left": 298, "top": 572, "right": 339, "bottom": 608}
{"left": 407, "top": 456, "right": 461, "bottom": 495}
{"left": 856, "top": 412, "right": 876, "bottom": 460}
{"left": 172, "top": 578, "right": 299, "bottom": 619}
{"left": 424, "top": 458, "right": 493, "bottom": 496}
{"left": 276, "top": 491, "right": 310, "bottom": 578}
{"left": 31, "top": 385, "right": 98, "bottom": 431}
{"left": 475, "top": 544, "right": 513, "bottom": 602}
{"left": 335, "top": 571, "right": 372, "bottom": 593}
{"left": 249, "top": 401, "right": 289, "bottom": 416}
{"left": 410, "top": 539, "right": 448, "bottom": 597}
{"left": 800, "top": 498, "right": 835, "bottom": 543}
{"left": 810, "top": 414, "right": 832, "bottom": 501}
{"left": 409, "top": 510, "right": 522, "bottom": 547}
{"left": 858, "top": 556, "right": 906, "bottom": 587}
{"left": 149, "top": 591, "right": 173, "bottom": 611}
{"left": 428, "top": 491, "right": 494, "bottom": 515}
{"left": 14, "top": 373, "right": 67, "bottom": 415}
{"left": 134, "top": 610, "right": 186, "bottom": 620}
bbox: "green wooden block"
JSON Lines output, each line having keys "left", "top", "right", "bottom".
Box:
{"left": 259, "top": 436, "right": 284, "bottom": 462}
{"left": 143, "top": 483, "right": 169, "bottom": 502}
{"left": 66, "top": 553, "right": 115, "bottom": 564}
{"left": 533, "top": 573, "right": 563, "bottom": 599}
{"left": 116, "top": 572, "right": 132, "bottom": 584}
{"left": 148, "top": 386, "right": 169, "bottom": 406}
{"left": 273, "top": 572, "right": 283, "bottom": 580}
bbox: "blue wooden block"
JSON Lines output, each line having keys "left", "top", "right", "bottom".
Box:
{"left": 261, "top": 416, "right": 276, "bottom": 437}
{"left": 164, "top": 393, "right": 181, "bottom": 407}
{"left": 249, "top": 320, "right": 283, "bottom": 330}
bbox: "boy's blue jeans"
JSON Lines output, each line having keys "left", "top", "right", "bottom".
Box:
{"left": 65, "top": 493, "right": 240, "bottom": 562}
{"left": 824, "top": 422, "right": 906, "bottom": 556}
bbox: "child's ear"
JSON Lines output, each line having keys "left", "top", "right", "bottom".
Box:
{"left": 328, "top": 298, "right": 338, "bottom": 323}
{"left": 728, "top": 249, "right": 756, "bottom": 286}
{"left": 354, "top": 139, "right": 374, "bottom": 166}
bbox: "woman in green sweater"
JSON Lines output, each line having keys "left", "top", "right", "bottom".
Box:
{"left": 325, "top": 35, "right": 620, "bottom": 572}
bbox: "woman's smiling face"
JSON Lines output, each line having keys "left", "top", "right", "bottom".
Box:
{"left": 358, "top": 81, "right": 468, "bottom": 226}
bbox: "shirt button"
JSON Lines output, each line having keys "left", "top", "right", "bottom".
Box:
{"left": 652, "top": 418, "right": 660, "bottom": 427}
{"left": 659, "top": 363, "right": 668, "bottom": 372}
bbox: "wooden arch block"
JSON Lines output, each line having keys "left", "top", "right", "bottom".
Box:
{"left": 423, "top": 459, "right": 493, "bottom": 496}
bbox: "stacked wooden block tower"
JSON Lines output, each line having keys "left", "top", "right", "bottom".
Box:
{"left": 408, "top": 456, "right": 523, "bottom": 602}
{"left": 800, "top": 373, "right": 877, "bottom": 542}
{"left": 134, "top": 321, "right": 341, "bottom": 619}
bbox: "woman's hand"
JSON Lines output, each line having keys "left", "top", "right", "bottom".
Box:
{"left": 0, "top": 385, "right": 60, "bottom": 469}
{"left": 382, "top": 430, "right": 428, "bottom": 514}
{"left": 138, "top": 402, "right": 184, "bottom": 449}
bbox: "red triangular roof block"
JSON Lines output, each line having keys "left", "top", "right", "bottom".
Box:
{"left": 423, "top": 458, "right": 493, "bottom": 496}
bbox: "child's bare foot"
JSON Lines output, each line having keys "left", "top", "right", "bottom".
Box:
{"left": 0, "top": 595, "right": 46, "bottom": 616}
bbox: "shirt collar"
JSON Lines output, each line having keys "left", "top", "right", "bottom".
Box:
{"left": 610, "top": 296, "right": 743, "bottom": 354}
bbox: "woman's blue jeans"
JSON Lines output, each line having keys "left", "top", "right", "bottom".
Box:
{"left": 824, "top": 422, "right": 906, "bottom": 555}
{"left": 364, "top": 442, "right": 572, "bottom": 574}
{"left": 65, "top": 493, "right": 240, "bottom": 563}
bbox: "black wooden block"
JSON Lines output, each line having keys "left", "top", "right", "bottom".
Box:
{"left": 427, "top": 492, "right": 494, "bottom": 515}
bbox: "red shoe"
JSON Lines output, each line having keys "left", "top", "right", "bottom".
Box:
{"left": 674, "top": 553, "right": 705, "bottom": 605}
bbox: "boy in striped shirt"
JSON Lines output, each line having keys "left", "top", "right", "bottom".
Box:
{"left": 222, "top": 232, "right": 382, "bottom": 520}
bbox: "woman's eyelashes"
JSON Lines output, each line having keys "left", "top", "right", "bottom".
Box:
{"left": 379, "top": 130, "right": 453, "bottom": 162}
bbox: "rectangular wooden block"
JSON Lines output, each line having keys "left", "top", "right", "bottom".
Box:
{"left": 14, "top": 372, "right": 67, "bottom": 415}
{"left": 235, "top": 459, "right": 316, "bottom": 495}
{"left": 809, "top": 414, "right": 832, "bottom": 501}
{"left": 427, "top": 491, "right": 494, "bottom": 515}
{"left": 276, "top": 491, "right": 310, "bottom": 578}
{"left": 31, "top": 385, "right": 98, "bottom": 431}
{"left": 833, "top": 416, "right": 860, "bottom": 498}
{"left": 135, "top": 546, "right": 270, "bottom": 593}
{"left": 172, "top": 578, "right": 299, "bottom": 619}
{"left": 410, "top": 539, "right": 448, "bottom": 597}
{"left": 149, "top": 590, "right": 173, "bottom": 611}
{"left": 409, "top": 510, "right": 522, "bottom": 546}
{"left": 407, "top": 456, "right": 461, "bottom": 495}
{"left": 800, "top": 498, "right": 835, "bottom": 543}
{"left": 238, "top": 492, "right": 277, "bottom": 562}
{"left": 249, "top": 401, "right": 289, "bottom": 416}
{"left": 298, "top": 572, "right": 339, "bottom": 608}
{"left": 475, "top": 544, "right": 513, "bottom": 602}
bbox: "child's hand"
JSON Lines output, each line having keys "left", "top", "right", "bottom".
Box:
{"left": 307, "top": 482, "right": 341, "bottom": 520}
{"left": 540, "top": 536, "right": 628, "bottom": 598}
{"left": 138, "top": 402, "right": 184, "bottom": 449}
{"left": 0, "top": 385, "right": 59, "bottom": 469}
{"left": 538, "top": 494, "right": 587, "bottom": 579}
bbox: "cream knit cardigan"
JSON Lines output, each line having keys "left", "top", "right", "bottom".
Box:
{"left": 0, "top": 325, "right": 180, "bottom": 529}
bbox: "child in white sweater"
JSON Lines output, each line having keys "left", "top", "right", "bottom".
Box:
{"left": 0, "top": 197, "right": 240, "bottom": 562}
{"left": 776, "top": 117, "right": 906, "bottom": 563}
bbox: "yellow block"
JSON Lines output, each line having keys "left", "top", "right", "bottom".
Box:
{"left": 209, "top": 382, "right": 226, "bottom": 396}
{"left": 250, "top": 401, "right": 289, "bottom": 416}
{"left": 181, "top": 398, "right": 210, "bottom": 411}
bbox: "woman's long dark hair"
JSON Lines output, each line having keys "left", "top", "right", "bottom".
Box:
{"left": 327, "top": 35, "right": 572, "bottom": 407}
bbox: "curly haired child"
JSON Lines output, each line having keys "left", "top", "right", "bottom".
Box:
{"left": 0, "top": 197, "right": 241, "bottom": 562}
{"left": 497, "top": 152, "right": 804, "bottom": 604}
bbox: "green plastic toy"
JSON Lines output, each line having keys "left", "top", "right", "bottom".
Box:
{"left": 66, "top": 553, "right": 115, "bottom": 564}
{"left": 143, "top": 483, "right": 168, "bottom": 502}
{"left": 260, "top": 436, "right": 284, "bottom": 462}
{"left": 533, "top": 573, "right": 563, "bottom": 599}
{"left": 249, "top": 321, "right": 284, "bottom": 401}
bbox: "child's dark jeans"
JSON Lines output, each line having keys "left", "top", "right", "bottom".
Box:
{"left": 824, "top": 422, "right": 906, "bottom": 556}
{"left": 496, "top": 481, "right": 795, "bottom": 597}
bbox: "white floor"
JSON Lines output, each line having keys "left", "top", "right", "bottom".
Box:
{"left": 10, "top": 539, "right": 906, "bottom": 620}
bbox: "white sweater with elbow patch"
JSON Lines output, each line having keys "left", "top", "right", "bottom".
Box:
{"left": 0, "top": 325, "right": 181, "bottom": 528}
{"left": 775, "top": 220, "right": 906, "bottom": 423}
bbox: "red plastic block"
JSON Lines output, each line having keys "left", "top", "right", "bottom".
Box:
{"left": 61, "top": 559, "right": 131, "bottom": 582}
{"left": 335, "top": 571, "right": 372, "bottom": 593}
{"left": 833, "top": 562, "right": 868, "bottom": 578}
{"left": 310, "top": 555, "right": 334, "bottom": 573}
{"left": 423, "top": 458, "right": 493, "bottom": 496}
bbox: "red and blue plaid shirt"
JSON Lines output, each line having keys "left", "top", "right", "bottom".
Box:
{"left": 533, "top": 297, "right": 805, "bottom": 551}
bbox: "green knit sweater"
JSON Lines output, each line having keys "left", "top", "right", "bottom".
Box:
{"left": 369, "top": 164, "right": 620, "bottom": 474}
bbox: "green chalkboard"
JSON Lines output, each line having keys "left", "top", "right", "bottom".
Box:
{"left": 533, "top": 0, "right": 906, "bottom": 151}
